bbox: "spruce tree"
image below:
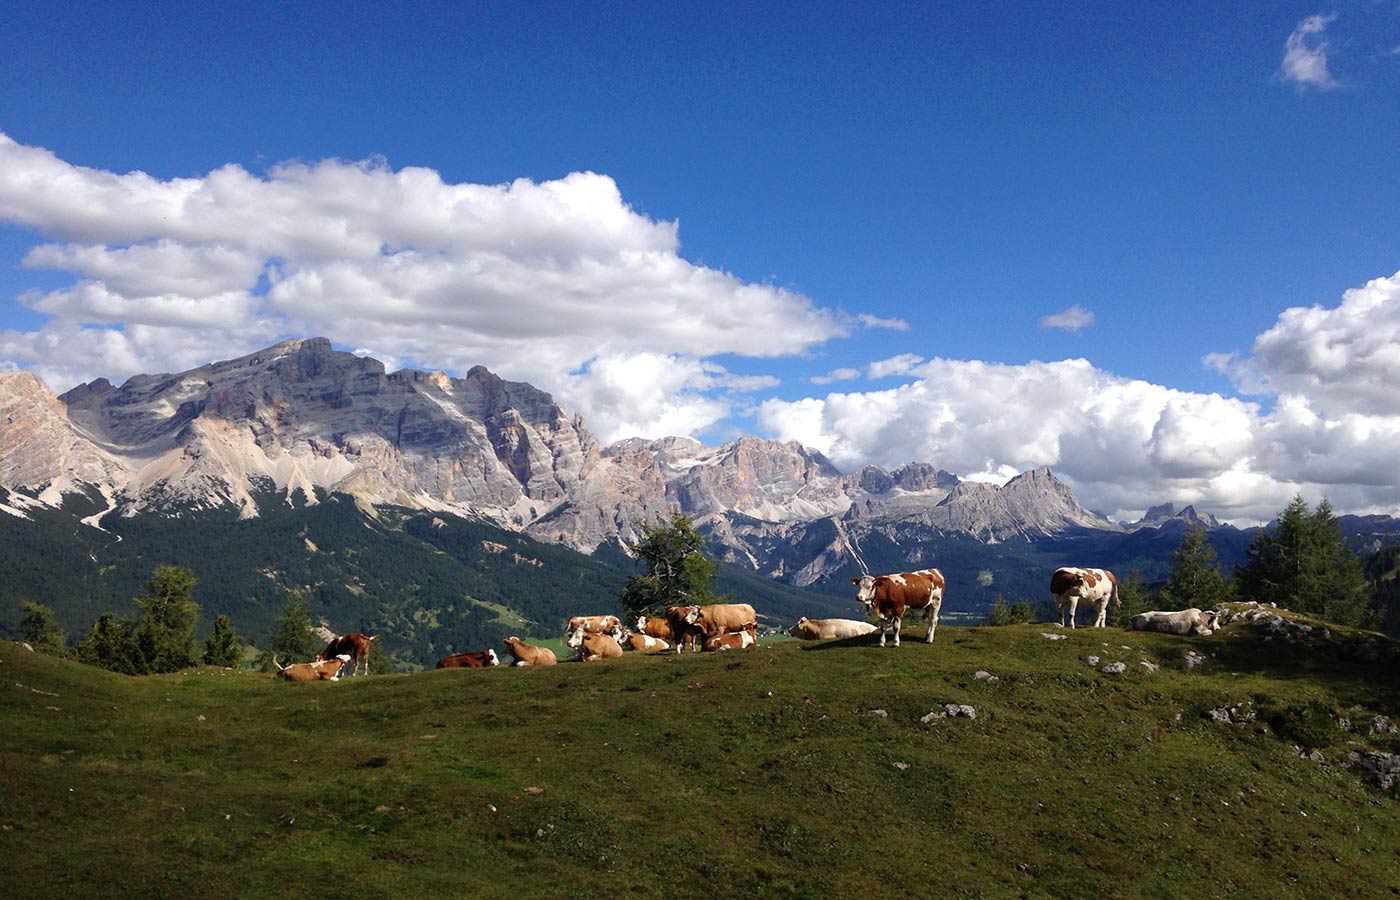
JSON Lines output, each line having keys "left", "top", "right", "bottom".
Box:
{"left": 1311, "top": 499, "right": 1368, "bottom": 625}
{"left": 203, "top": 614, "right": 243, "bottom": 668}
{"left": 1236, "top": 495, "right": 1367, "bottom": 624}
{"left": 262, "top": 588, "right": 320, "bottom": 668}
{"left": 1161, "top": 525, "right": 1234, "bottom": 610}
{"left": 130, "top": 565, "right": 201, "bottom": 673}
{"left": 77, "top": 613, "right": 140, "bottom": 674}
{"left": 20, "top": 600, "right": 68, "bottom": 656}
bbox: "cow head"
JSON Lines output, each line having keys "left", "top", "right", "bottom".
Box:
{"left": 787, "top": 617, "right": 811, "bottom": 638}
{"left": 566, "top": 628, "right": 586, "bottom": 649}
{"left": 852, "top": 575, "right": 880, "bottom": 609}
{"left": 485, "top": 649, "right": 500, "bottom": 666}
{"left": 684, "top": 606, "right": 702, "bottom": 625}
{"left": 635, "top": 615, "right": 648, "bottom": 631}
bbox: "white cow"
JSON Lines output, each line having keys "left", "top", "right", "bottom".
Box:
{"left": 1130, "top": 608, "right": 1219, "bottom": 636}
{"left": 1050, "top": 567, "right": 1119, "bottom": 628}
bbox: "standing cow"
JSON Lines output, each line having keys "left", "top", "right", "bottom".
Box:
{"left": 665, "top": 605, "right": 704, "bottom": 654}
{"left": 1051, "top": 567, "right": 1119, "bottom": 629}
{"left": 685, "top": 604, "right": 758, "bottom": 638}
{"left": 851, "top": 569, "right": 946, "bottom": 648}
{"left": 319, "top": 633, "right": 377, "bottom": 677}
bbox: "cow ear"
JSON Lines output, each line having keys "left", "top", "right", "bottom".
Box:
{"left": 851, "top": 578, "right": 860, "bottom": 585}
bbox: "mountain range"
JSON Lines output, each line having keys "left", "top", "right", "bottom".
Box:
{"left": 4, "top": 338, "right": 1399, "bottom": 661}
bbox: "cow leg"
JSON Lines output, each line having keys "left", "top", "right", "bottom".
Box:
{"left": 925, "top": 597, "right": 942, "bottom": 642}
{"left": 1067, "top": 597, "right": 1078, "bottom": 629}
{"left": 892, "top": 616, "right": 902, "bottom": 648}
{"left": 878, "top": 620, "right": 888, "bottom": 648}
{"left": 1093, "top": 602, "right": 1107, "bottom": 628}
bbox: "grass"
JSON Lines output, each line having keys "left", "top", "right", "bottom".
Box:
{"left": 3, "top": 616, "right": 1399, "bottom": 899}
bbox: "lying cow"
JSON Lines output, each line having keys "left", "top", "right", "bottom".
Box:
{"left": 276, "top": 654, "right": 349, "bottom": 682}
{"left": 686, "top": 603, "right": 757, "bottom": 638}
{"left": 502, "top": 636, "right": 557, "bottom": 666}
{"left": 619, "top": 631, "right": 671, "bottom": 652}
{"left": 852, "top": 569, "right": 945, "bottom": 647}
{"left": 634, "top": 615, "right": 673, "bottom": 642}
{"left": 704, "top": 623, "right": 757, "bottom": 652}
{"left": 1051, "top": 567, "right": 1119, "bottom": 629}
{"left": 1131, "top": 608, "right": 1219, "bottom": 637}
{"left": 787, "top": 617, "right": 878, "bottom": 641}
{"left": 666, "top": 605, "right": 704, "bottom": 654}
{"left": 565, "top": 615, "right": 624, "bottom": 640}
{"left": 435, "top": 649, "right": 500, "bottom": 668}
{"left": 567, "top": 629, "right": 623, "bottom": 662}
{"left": 319, "top": 632, "right": 377, "bottom": 677}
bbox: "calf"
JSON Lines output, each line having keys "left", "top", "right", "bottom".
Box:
{"left": 1051, "top": 567, "right": 1119, "bottom": 629}
{"left": 276, "top": 654, "right": 349, "bottom": 682}
{"left": 566, "top": 629, "right": 623, "bottom": 661}
{"left": 703, "top": 623, "right": 757, "bottom": 652}
{"left": 319, "top": 632, "right": 377, "bottom": 677}
{"left": 501, "top": 636, "right": 557, "bottom": 666}
{"left": 1130, "top": 608, "right": 1219, "bottom": 637}
{"left": 634, "top": 615, "right": 673, "bottom": 642}
{"left": 686, "top": 603, "right": 758, "bottom": 638}
{"left": 852, "top": 569, "right": 946, "bottom": 647}
{"left": 619, "top": 631, "right": 671, "bottom": 652}
{"left": 787, "top": 617, "right": 878, "bottom": 641}
{"left": 666, "top": 605, "right": 703, "bottom": 654}
{"left": 435, "top": 649, "right": 500, "bottom": 668}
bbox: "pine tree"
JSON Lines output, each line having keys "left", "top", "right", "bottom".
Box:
{"left": 1236, "top": 495, "right": 1367, "bottom": 624}
{"left": 76, "top": 613, "right": 140, "bottom": 674}
{"left": 1310, "top": 499, "right": 1368, "bottom": 625}
{"left": 1161, "top": 524, "right": 1234, "bottom": 610}
{"left": 130, "top": 565, "right": 201, "bottom": 673}
{"left": 202, "top": 614, "right": 243, "bottom": 668}
{"left": 261, "top": 588, "right": 320, "bottom": 669}
{"left": 618, "top": 512, "right": 723, "bottom": 617}
{"left": 20, "top": 600, "right": 68, "bottom": 656}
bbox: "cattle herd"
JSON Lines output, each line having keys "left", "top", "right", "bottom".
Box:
{"left": 277, "top": 564, "right": 1222, "bottom": 681}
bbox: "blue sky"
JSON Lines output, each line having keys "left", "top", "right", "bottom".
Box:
{"left": 2, "top": 1, "right": 1399, "bottom": 521}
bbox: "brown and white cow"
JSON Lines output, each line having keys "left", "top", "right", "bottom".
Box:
{"left": 703, "top": 623, "right": 757, "bottom": 652}
{"left": 1130, "top": 608, "right": 1219, "bottom": 637}
{"left": 665, "top": 605, "right": 704, "bottom": 654}
{"left": 319, "top": 632, "right": 377, "bottom": 677}
{"left": 435, "top": 649, "right": 500, "bottom": 668}
{"left": 685, "top": 603, "right": 758, "bottom": 638}
{"left": 634, "top": 615, "right": 674, "bottom": 642}
{"left": 565, "top": 615, "right": 624, "bottom": 641}
{"left": 501, "top": 636, "right": 557, "bottom": 666}
{"left": 787, "top": 617, "right": 878, "bottom": 641}
{"left": 276, "top": 654, "right": 349, "bottom": 682}
{"left": 1050, "top": 567, "right": 1119, "bottom": 629}
{"left": 566, "top": 629, "right": 624, "bottom": 661}
{"left": 852, "top": 569, "right": 946, "bottom": 647}
{"left": 619, "top": 631, "right": 671, "bottom": 652}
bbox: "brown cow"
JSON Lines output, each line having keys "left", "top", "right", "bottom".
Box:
{"left": 502, "top": 636, "right": 558, "bottom": 666}
{"left": 666, "top": 605, "right": 703, "bottom": 654}
{"left": 1050, "top": 567, "right": 1119, "bottom": 629}
{"left": 852, "top": 569, "right": 946, "bottom": 648}
{"left": 566, "top": 629, "right": 623, "bottom": 661}
{"left": 435, "top": 649, "right": 500, "bottom": 668}
{"left": 619, "top": 631, "right": 671, "bottom": 652}
{"left": 685, "top": 603, "right": 758, "bottom": 638}
{"left": 564, "top": 615, "right": 624, "bottom": 640}
{"left": 703, "top": 623, "right": 757, "bottom": 652}
{"left": 319, "top": 633, "right": 377, "bottom": 677}
{"left": 276, "top": 655, "right": 349, "bottom": 682}
{"left": 634, "top": 615, "right": 674, "bottom": 642}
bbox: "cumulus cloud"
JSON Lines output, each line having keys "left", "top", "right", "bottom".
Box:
{"left": 810, "top": 367, "right": 862, "bottom": 385}
{"left": 867, "top": 353, "right": 925, "bottom": 379}
{"left": 1279, "top": 14, "right": 1340, "bottom": 91}
{"left": 1039, "top": 305, "right": 1095, "bottom": 332}
{"left": 857, "top": 313, "right": 910, "bottom": 331}
{"left": 0, "top": 133, "right": 846, "bottom": 436}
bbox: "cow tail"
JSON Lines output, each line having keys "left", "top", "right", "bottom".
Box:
{"left": 1111, "top": 578, "right": 1121, "bottom": 607}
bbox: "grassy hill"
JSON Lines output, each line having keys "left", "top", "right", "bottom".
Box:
{"left": 4, "top": 611, "right": 1398, "bottom": 899}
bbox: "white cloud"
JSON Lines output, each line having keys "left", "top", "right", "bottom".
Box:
{"left": 1279, "top": 13, "right": 1340, "bottom": 91}
{"left": 555, "top": 353, "right": 733, "bottom": 443}
{"left": 810, "top": 367, "right": 861, "bottom": 385}
{"left": 1038, "top": 305, "right": 1095, "bottom": 332}
{"left": 867, "top": 353, "right": 925, "bottom": 379}
{"left": 0, "top": 133, "right": 846, "bottom": 408}
{"left": 857, "top": 313, "right": 910, "bottom": 331}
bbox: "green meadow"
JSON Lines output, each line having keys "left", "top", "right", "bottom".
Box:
{"left": 3, "top": 617, "right": 1398, "bottom": 899}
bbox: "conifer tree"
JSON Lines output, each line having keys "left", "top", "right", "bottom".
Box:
{"left": 130, "top": 565, "right": 201, "bottom": 673}
{"left": 261, "top": 588, "right": 320, "bottom": 668}
{"left": 1161, "top": 525, "right": 1234, "bottom": 609}
{"left": 202, "top": 614, "right": 243, "bottom": 667}
{"left": 1236, "top": 495, "right": 1367, "bottom": 624}
{"left": 1106, "top": 570, "right": 1152, "bottom": 628}
{"left": 618, "top": 512, "right": 723, "bottom": 617}
{"left": 20, "top": 600, "right": 68, "bottom": 656}
{"left": 77, "top": 613, "right": 139, "bottom": 674}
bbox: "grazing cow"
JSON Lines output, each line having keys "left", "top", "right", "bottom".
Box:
{"left": 501, "top": 636, "right": 557, "bottom": 666}
{"left": 703, "top": 623, "right": 757, "bottom": 652}
{"left": 435, "top": 649, "right": 500, "bottom": 668}
{"left": 619, "top": 631, "right": 671, "bottom": 652}
{"left": 566, "top": 629, "right": 623, "bottom": 662}
{"left": 685, "top": 603, "right": 758, "bottom": 638}
{"left": 787, "top": 617, "right": 878, "bottom": 641}
{"left": 320, "top": 632, "right": 377, "bottom": 677}
{"left": 565, "top": 615, "right": 624, "bottom": 640}
{"left": 852, "top": 569, "right": 946, "bottom": 647}
{"left": 276, "top": 654, "right": 349, "bottom": 682}
{"left": 634, "top": 615, "right": 674, "bottom": 642}
{"left": 1050, "top": 567, "right": 1119, "bottom": 629}
{"left": 665, "top": 605, "right": 704, "bottom": 654}
{"left": 1130, "top": 608, "right": 1219, "bottom": 637}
